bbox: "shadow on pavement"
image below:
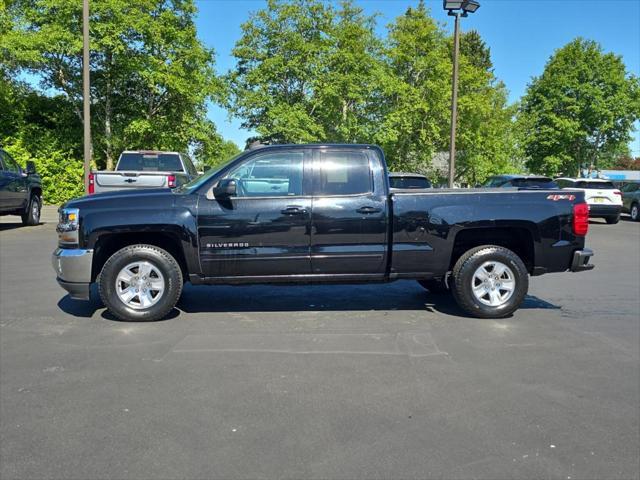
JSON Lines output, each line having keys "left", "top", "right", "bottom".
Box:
{"left": 57, "top": 282, "right": 561, "bottom": 322}
{"left": 0, "top": 222, "right": 28, "bottom": 231}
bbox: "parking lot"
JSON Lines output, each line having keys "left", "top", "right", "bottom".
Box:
{"left": 0, "top": 211, "right": 638, "bottom": 479}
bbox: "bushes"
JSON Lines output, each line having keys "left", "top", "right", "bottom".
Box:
{"left": 3, "top": 138, "right": 85, "bottom": 205}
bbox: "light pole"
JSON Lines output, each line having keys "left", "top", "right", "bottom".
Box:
{"left": 443, "top": 0, "right": 480, "bottom": 188}
{"left": 82, "top": 0, "right": 91, "bottom": 194}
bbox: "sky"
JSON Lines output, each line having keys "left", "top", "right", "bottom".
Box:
{"left": 194, "top": 0, "right": 640, "bottom": 155}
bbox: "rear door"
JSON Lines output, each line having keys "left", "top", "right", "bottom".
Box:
{"left": 310, "top": 148, "right": 388, "bottom": 276}
{"left": 198, "top": 148, "right": 312, "bottom": 277}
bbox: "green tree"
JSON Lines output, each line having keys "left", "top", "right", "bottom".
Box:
{"left": 454, "top": 30, "right": 521, "bottom": 184}
{"left": 225, "top": 0, "right": 384, "bottom": 145}
{"left": 225, "top": 0, "right": 332, "bottom": 143}
{"left": 375, "top": 2, "right": 450, "bottom": 174}
{"left": 2, "top": 0, "right": 226, "bottom": 169}
{"left": 519, "top": 38, "right": 640, "bottom": 177}
{"left": 378, "top": 4, "right": 517, "bottom": 184}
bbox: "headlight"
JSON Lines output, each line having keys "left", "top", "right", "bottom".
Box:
{"left": 57, "top": 207, "right": 80, "bottom": 246}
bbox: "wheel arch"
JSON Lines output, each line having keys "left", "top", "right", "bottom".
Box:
{"left": 91, "top": 232, "right": 189, "bottom": 282}
{"left": 450, "top": 227, "right": 535, "bottom": 273}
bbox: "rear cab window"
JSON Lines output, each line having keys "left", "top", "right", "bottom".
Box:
{"left": 575, "top": 181, "right": 616, "bottom": 189}
{"left": 315, "top": 150, "right": 372, "bottom": 195}
{"left": 117, "top": 152, "right": 185, "bottom": 172}
{"left": 389, "top": 177, "right": 431, "bottom": 189}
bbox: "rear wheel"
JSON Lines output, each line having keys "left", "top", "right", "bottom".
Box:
{"left": 605, "top": 215, "right": 620, "bottom": 224}
{"left": 631, "top": 203, "right": 639, "bottom": 222}
{"left": 417, "top": 278, "right": 450, "bottom": 294}
{"left": 451, "top": 245, "right": 528, "bottom": 319}
{"left": 99, "top": 244, "right": 183, "bottom": 321}
{"left": 21, "top": 194, "right": 41, "bottom": 226}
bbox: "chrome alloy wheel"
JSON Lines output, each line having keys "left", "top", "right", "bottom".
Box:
{"left": 115, "top": 261, "right": 165, "bottom": 310}
{"left": 471, "top": 260, "right": 516, "bottom": 307}
{"left": 32, "top": 199, "right": 40, "bottom": 223}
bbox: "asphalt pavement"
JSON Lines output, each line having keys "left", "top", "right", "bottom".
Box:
{"left": 0, "top": 211, "right": 638, "bottom": 479}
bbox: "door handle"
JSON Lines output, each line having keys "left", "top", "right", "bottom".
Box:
{"left": 281, "top": 206, "right": 307, "bottom": 215}
{"left": 356, "top": 206, "right": 382, "bottom": 214}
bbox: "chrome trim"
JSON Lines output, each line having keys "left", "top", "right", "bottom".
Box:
{"left": 52, "top": 248, "right": 94, "bottom": 283}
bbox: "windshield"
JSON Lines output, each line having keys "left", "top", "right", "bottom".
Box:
{"left": 176, "top": 152, "right": 244, "bottom": 193}
{"left": 509, "top": 178, "right": 557, "bottom": 188}
{"left": 575, "top": 181, "right": 616, "bottom": 189}
{"left": 117, "top": 152, "right": 183, "bottom": 172}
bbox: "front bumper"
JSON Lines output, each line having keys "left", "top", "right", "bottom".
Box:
{"left": 570, "top": 248, "right": 595, "bottom": 272}
{"left": 52, "top": 248, "right": 93, "bottom": 300}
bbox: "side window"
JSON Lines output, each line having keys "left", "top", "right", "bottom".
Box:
{"left": 316, "top": 150, "right": 371, "bottom": 195}
{"left": 1, "top": 151, "right": 21, "bottom": 174}
{"left": 226, "top": 151, "right": 304, "bottom": 197}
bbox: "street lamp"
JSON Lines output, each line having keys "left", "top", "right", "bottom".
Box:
{"left": 443, "top": 0, "right": 480, "bottom": 188}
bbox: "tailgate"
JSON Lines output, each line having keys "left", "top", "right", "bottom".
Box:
{"left": 95, "top": 172, "right": 169, "bottom": 190}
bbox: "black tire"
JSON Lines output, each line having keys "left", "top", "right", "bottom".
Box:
{"left": 630, "top": 203, "right": 639, "bottom": 222}
{"left": 98, "top": 244, "right": 183, "bottom": 322}
{"left": 450, "top": 245, "right": 528, "bottom": 319}
{"left": 21, "top": 194, "right": 41, "bottom": 226}
{"left": 605, "top": 215, "right": 620, "bottom": 225}
{"left": 417, "top": 278, "right": 450, "bottom": 294}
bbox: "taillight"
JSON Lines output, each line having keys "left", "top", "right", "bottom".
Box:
{"left": 168, "top": 175, "right": 176, "bottom": 188}
{"left": 614, "top": 190, "right": 622, "bottom": 196}
{"left": 573, "top": 203, "right": 589, "bottom": 236}
{"left": 88, "top": 172, "right": 95, "bottom": 195}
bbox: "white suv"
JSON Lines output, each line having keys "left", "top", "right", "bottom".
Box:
{"left": 555, "top": 178, "right": 623, "bottom": 224}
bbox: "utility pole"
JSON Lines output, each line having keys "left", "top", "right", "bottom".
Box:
{"left": 82, "top": 0, "right": 91, "bottom": 194}
{"left": 448, "top": 12, "right": 461, "bottom": 189}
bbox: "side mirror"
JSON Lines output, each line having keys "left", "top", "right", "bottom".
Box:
{"left": 213, "top": 178, "right": 237, "bottom": 198}
{"left": 25, "top": 161, "right": 36, "bottom": 175}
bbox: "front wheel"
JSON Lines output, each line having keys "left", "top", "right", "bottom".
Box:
{"left": 99, "top": 244, "right": 183, "bottom": 321}
{"left": 21, "top": 194, "right": 41, "bottom": 226}
{"left": 630, "top": 203, "right": 639, "bottom": 222}
{"left": 451, "top": 245, "right": 529, "bottom": 319}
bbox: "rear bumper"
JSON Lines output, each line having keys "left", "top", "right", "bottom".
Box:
{"left": 52, "top": 248, "right": 93, "bottom": 300}
{"left": 570, "top": 248, "right": 595, "bottom": 272}
{"left": 588, "top": 204, "right": 621, "bottom": 217}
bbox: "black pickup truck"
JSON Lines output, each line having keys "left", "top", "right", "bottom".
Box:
{"left": 0, "top": 147, "right": 42, "bottom": 225}
{"left": 52, "top": 144, "right": 594, "bottom": 321}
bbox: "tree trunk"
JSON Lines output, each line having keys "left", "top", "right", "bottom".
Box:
{"left": 105, "top": 52, "right": 114, "bottom": 170}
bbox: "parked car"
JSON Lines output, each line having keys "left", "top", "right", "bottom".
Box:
{"left": 53, "top": 143, "right": 593, "bottom": 322}
{"left": 389, "top": 172, "right": 432, "bottom": 189}
{"left": 0, "top": 147, "right": 42, "bottom": 225}
{"left": 90, "top": 150, "right": 198, "bottom": 194}
{"left": 481, "top": 175, "right": 559, "bottom": 189}
{"left": 555, "top": 178, "right": 623, "bottom": 224}
{"left": 620, "top": 180, "right": 640, "bottom": 221}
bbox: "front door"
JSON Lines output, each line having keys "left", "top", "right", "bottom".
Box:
{"left": 310, "top": 149, "right": 388, "bottom": 276}
{"left": 198, "top": 149, "right": 312, "bottom": 278}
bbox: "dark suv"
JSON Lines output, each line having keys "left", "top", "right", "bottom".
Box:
{"left": 0, "top": 148, "right": 42, "bottom": 225}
